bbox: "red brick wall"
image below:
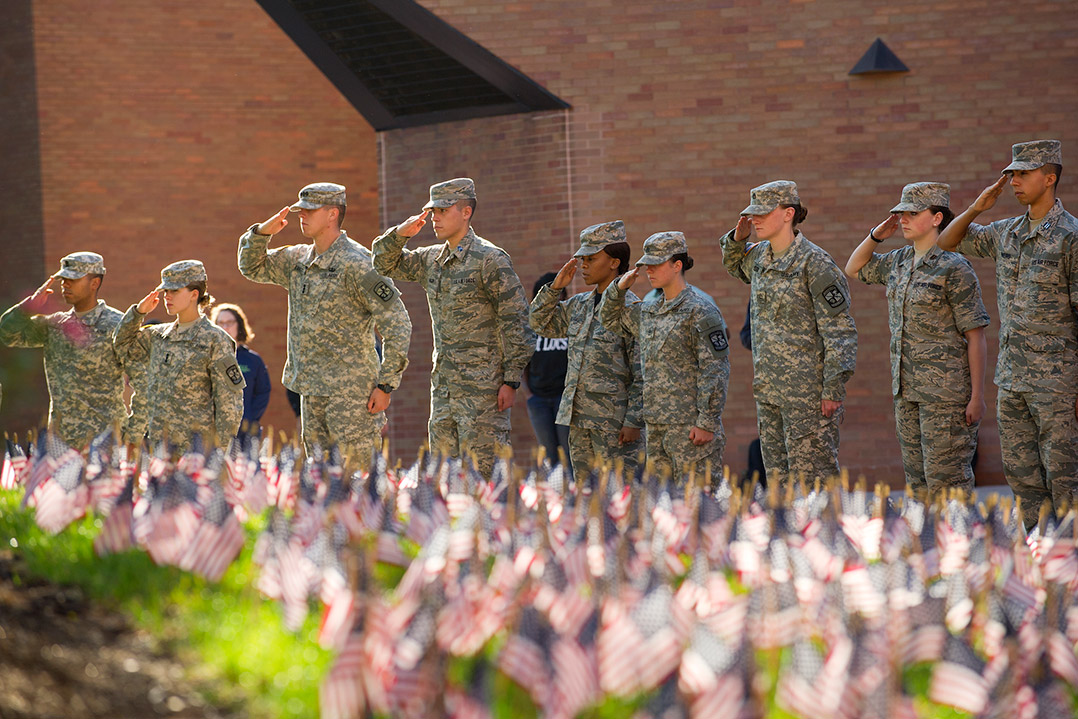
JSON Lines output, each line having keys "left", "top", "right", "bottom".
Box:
{"left": 401, "top": 0, "right": 1078, "bottom": 485}
{"left": 17, "top": 0, "right": 381, "bottom": 439}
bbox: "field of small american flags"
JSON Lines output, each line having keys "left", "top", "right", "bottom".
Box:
{"left": 2, "top": 429, "right": 1078, "bottom": 719}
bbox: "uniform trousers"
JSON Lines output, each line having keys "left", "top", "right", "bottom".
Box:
{"left": 894, "top": 396, "right": 978, "bottom": 495}
{"left": 756, "top": 400, "right": 841, "bottom": 484}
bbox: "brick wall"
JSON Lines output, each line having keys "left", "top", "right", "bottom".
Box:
{"left": 400, "top": 0, "right": 1078, "bottom": 485}
{"left": 7, "top": 0, "right": 381, "bottom": 438}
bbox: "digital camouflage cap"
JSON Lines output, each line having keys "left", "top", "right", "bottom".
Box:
{"left": 890, "top": 182, "right": 950, "bottom": 213}
{"left": 290, "top": 182, "right": 347, "bottom": 211}
{"left": 423, "top": 178, "right": 476, "bottom": 210}
{"left": 740, "top": 180, "right": 800, "bottom": 216}
{"left": 1002, "top": 140, "right": 1062, "bottom": 173}
{"left": 53, "top": 251, "right": 106, "bottom": 279}
{"left": 157, "top": 260, "right": 208, "bottom": 290}
{"left": 635, "top": 231, "right": 688, "bottom": 266}
{"left": 574, "top": 220, "right": 627, "bottom": 257}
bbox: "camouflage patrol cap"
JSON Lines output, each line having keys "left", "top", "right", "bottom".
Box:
{"left": 156, "top": 260, "right": 208, "bottom": 290}
{"left": 53, "top": 251, "right": 106, "bottom": 279}
{"left": 635, "top": 231, "right": 688, "bottom": 266}
{"left": 740, "top": 180, "right": 800, "bottom": 216}
{"left": 891, "top": 182, "right": 950, "bottom": 213}
{"left": 1002, "top": 140, "right": 1062, "bottom": 173}
{"left": 423, "top": 178, "right": 476, "bottom": 210}
{"left": 574, "top": 220, "right": 627, "bottom": 257}
{"left": 289, "top": 182, "right": 346, "bottom": 212}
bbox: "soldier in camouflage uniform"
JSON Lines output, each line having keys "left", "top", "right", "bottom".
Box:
{"left": 373, "top": 178, "right": 535, "bottom": 478}
{"left": 238, "top": 183, "right": 411, "bottom": 461}
{"left": 113, "top": 261, "right": 245, "bottom": 447}
{"left": 721, "top": 181, "right": 857, "bottom": 483}
{"left": 845, "top": 183, "right": 990, "bottom": 494}
{"left": 0, "top": 252, "right": 127, "bottom": 447}
{"left": 937, "top": 140, "right": 1078, "bottom": 529}
{"left": 599, "top": 231, "right": 729, "bottom": 483}
{"left": 529, "top": 220, "right": 643, "bottom": 484}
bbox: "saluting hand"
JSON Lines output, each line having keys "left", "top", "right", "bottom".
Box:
{"left": 256, "top": 207, "right": 290, "bottom": 236}
{"left": 396, "top": 210, "right": 430, "bottom": 239}
{"left": 24, "top": 276, "right": 57, "bottom": 313}
{"left": 617, "top": 267, "right": 640, "bottom": 291}
{"left": 733, "top": 216, "right": 753, "bottom": 242}
{"left": 551, "top": 258, "right": 578, "bottom": 290}
{"left": 870, "top": 214, "right": 900, "bottom": 242}
{"left": 136, "top": 290, "right": 160, "bottom": 315}
{"left": 970, "top": 176, "right": 1008, "bottom": 214}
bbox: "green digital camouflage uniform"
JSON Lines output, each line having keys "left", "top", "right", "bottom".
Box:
{"left": 123, "top": 353, "right": 150, "bottom": 443}
{"left": 113, "top": 261, "right": 244, "bottom": 447}
{"left": 529, "top": 221, "right": 644, "bottom": 483}
{"left": 858, "top": 183, "right": 990, "bottom": 493}
{"left": 0, "top": 252, "right": 126, "bottom": 447}
{"left": 238, "top": 183, "right": 411, "bottom": 461}
{"left": 599, "top": 232, "right": 729, "bottom": 483}
{"left": 954, "top": 140, "right": 1078, "bottom": 526}
{"left": 372, "top": 178, "right": 535, "bottom": 478}
{"left": 721, "top": 181, "right": 857, "bottom": 483}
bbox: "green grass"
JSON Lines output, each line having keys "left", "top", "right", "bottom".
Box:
{"left": 0, "top": 490, "right": 332, "bottom": 719}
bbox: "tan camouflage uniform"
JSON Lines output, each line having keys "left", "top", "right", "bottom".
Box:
{"left": 123, "top": 353, "right": 150, "bottom": 443}
{"left": 529, "top": 221, "right": 643, "bottom": 483}
{"left": 372, "top": 178, "right": 535, "bottom": 478}
{"left": 599, "top": 231, "right": 729, "bottom": 483}
{"left": 113, "top": 261, "right": 244, "bottom": 447}
{"left": 721, "top": 181, "right": 857, "bottom": 483}
{"left": 238, "top": 183, "right": 411, "bottom": 461}
{"left": 858, "top": 183, "right": 990, "bottom": 493}
{"left": 0, "top": 252, "right": 126, "bottom": 447}
{"left": 954, "top": 141, "right": 1078, "bottom": 526}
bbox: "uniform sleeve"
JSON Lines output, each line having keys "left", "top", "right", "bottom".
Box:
{"left": 956, "top": 221, "right": 1000, "bottom": 260}
{"left": 807, "top": 256, "right": 858, "bottom": 402}
{"left": 351, "top": 268, "right": 412, "bottom": 390}
{"left": 720, "top": 228, "right": 755, "bottom": 285}
{"left": 528, "top": 283, "right": 571, "bottom": 338}
{"left": 238, "top": 227, "right": 298, "bottom": 287}
{"left": 0, "top": 301, "right": 49, "bottom": 348}
{"left": 482, "top": 253, "right": 535, "bottom": 383}
{"left": 598, "top": 280, "right": 640, "bottom": 338}
{"left": 857, "top": 249, "right": 898, "bottom": 286}
{"left": 371, "top": 228, "right": 427, "bottom": 283}
{"left": 623, "top": 332, "right": 644, "bottom": 429}
{"left": 209, "top": 336, "right": 245, "bottom": 441}
{"left": 249, "top": 350, "right": 272, "bottom": 421}
{"left": 946, "top": 259, "right": 991, "bottom": 334}
{"left": 112, "top": 305, "right": 153, "bottom": 365}
{"left": 1068, "top": 231, "right": 1078, "bottom": 317}
{"left": 692, "top": 309, "right": 731, "bottom": 433}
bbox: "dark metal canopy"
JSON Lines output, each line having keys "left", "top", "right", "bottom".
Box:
{"left": 849, "top": 38, "right": 910, "bottom": 75}
{"left": 256, "top": 0, "right": 570, "bottom": 130}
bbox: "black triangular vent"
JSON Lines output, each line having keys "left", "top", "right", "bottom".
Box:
{"left": 849, "top": 38, "right": 909, "bottom": 75}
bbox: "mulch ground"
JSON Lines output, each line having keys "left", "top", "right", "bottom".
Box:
{"left": 0, "top": 551, "right": 242, "bottom": 719}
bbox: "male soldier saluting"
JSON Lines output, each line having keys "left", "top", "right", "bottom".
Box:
{"left": 0, "top": 252, "right": 127, "bottom": 447}
{"left": 239, "top": 183, "right": 411, "bottom": 461}
{"left": 529, "top": 220, "right": 643, "bottom": 484}
{"left": 937, "top": 140, "right": 1078, "bottom": 529}
{"left": 373, "top": 178, "right": 535, "bottom": 478}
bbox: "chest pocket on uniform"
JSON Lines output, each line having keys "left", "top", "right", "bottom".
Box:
{"left": 908, "top": 281, "right": 944, "bottom": 306}
{"left": 1027, "top": 256, "right": 1062, "bottom": 285}
{"left": 298, "top": 267, "right": 339, "bottom": 304}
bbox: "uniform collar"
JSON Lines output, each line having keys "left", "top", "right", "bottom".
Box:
{"left": 306, "top": 231, "right": 349, "bottom": 269}
{"left": 436, "top": 228, "right": 477, "bottom": 265}
{"left": 902, "top": 242, "right": 943, "bottom": 267}
{"left": 764, "top": 230, "right": 804, "bottom": 271}
{"left": 160, "top": 314, "right": 208, "bottom": 338}
{"left": 68, "top": 299, "right": 107, "bottom": 324}
{"left": 1023, "top": 198, "right": 1065, "bottom": 239}
{"left": 645, "top": 285, "right": 691, "bottom": 314}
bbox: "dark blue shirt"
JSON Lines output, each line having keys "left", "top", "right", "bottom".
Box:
{"left": 236, "top": 344, "right": 271, "bottom": 423}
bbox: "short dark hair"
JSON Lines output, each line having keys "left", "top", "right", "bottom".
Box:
{"left": 602, "top": 242, "right": 632, "bottom": 275}
{"left": 1044, "top": 163, "right": 1062, "bottom": 192}
{"left": 89, "top": 273, "right": 104, "bottom": 290}
{"left": 782, "top": 203, "right": 809, "bottom": 227}
{"left": 927, "top": 205, "right": 956, "bottom": 231}
{"left": 331, "top": 204, "right": 346, "bottom": 228}
{"left": 459, "top": 199, "right": 477, "bottom": 222}
{"left": 670, "top": 252, "right": 695, "bottom": 273}
{"left": 211, "top": 303, "right": 254, "bottom": 343}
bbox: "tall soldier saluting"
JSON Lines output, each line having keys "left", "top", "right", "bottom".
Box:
{"left": 373, "top": 178, "right": 535, "bottom": 478}
{"left": 0, "top": 252, "right": 127, "bottom": 446}
{"left": 239, "top": 183, "right": 411, "bottom": 461}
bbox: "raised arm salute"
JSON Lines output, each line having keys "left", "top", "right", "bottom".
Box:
{"left": 372, "top": 178, "right": 535, "bottom": 478}
{"left": 936, "top": 140, "right": 1078, "bottom": 529}
{"left": 238, "top": 183, "right": 411, "bottom": 461}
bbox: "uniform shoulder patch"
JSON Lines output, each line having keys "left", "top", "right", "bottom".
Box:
{"left": 215, "top": 354, "right": 246, "bottom": 388}
{"left": 696, "top": 314, "right": 729, "bottom": 358}
{"left": 366, "top": 274, "right": 400, "bottom": 304}
{"left": 809, "top": 272, "right": 850, "bottom": 316}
